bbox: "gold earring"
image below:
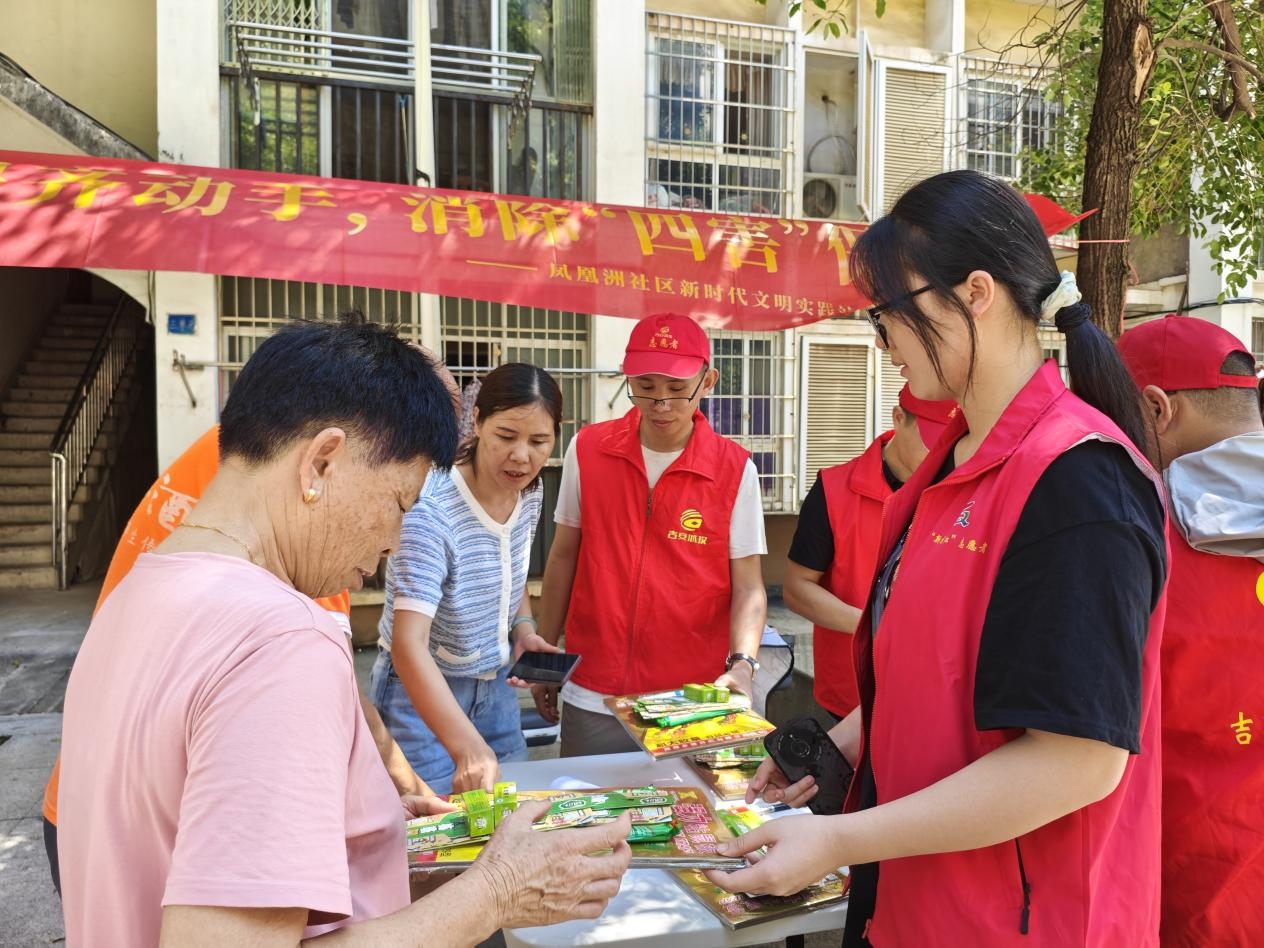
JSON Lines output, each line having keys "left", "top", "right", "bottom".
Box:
{"left": 303, "top": 488, "right": 319, "bottom": 505}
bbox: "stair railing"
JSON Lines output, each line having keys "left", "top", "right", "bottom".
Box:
{"left": 49, "top": 296, "right": 141, "bottom": 589}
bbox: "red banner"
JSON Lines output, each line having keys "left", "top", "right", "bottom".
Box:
{"left": 0, "top": 150, "right": 871, "bottom": 331}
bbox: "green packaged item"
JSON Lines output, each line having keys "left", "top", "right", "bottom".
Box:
{"left": 535, "top": 807, "right": 598, "bottom": 831}
{"left": 492, "top": 781, "right": 518, "bottom": 826}
{"left": 545, "top": 789, "right": 672, "bottom": 818}
{"left": 683, "top": 683, "right": 714, "bottom": 702}
{"left": 680, "top": 683, "right": 733, "bottom": 704}
{"left": 406, "top": 810, "right": 471, "bottom": 852}
{"left": 461, "top": 788, "right": 495, "bottom": 838}
{"left": 589, "top": 805, "right": 675, "bottom": 825}
{"left": 627, "top": 821, "right": 680, "bottom": 843}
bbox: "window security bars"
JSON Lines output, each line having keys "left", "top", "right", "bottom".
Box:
{"left": 963, "top": 61, "right": 1058, "bottom": 181}
{"left": 646, "top": 13, "right": 795, "bottom": 217}
{"left": 702, "top": 329, "right": 795, "bottom": 512}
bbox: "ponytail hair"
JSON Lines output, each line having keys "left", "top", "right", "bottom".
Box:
{"left": 455, "top": 363, "right": 563, "bottom": 490}
{"left": 1050, "top": 301, "right": 1148, "bottom": 449}
{"left": 850, "top": 170, "right": 1147, "bottom": 450}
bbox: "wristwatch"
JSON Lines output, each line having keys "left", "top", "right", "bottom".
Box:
{"left": 725, "top": 652, "right": 760, "bottom": 675}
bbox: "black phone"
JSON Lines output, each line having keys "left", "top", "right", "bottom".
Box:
{"left": 506, "top": 651, "right": 582, "bottom": 686}
{"left": 763, "top": 716, "right": 855, "bottom": 815}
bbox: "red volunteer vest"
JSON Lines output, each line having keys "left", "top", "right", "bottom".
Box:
{"left": 813, "top": 432, "right": 893, "bottom": 717}
{"left": 849, "top": 361, "right": 1166, "bottom": 946}
{"left": 1160, "top": 532, "right": 1264, "bottom": 947}
{"left": 566, "top": 408, "right": 749, "bottom": 695}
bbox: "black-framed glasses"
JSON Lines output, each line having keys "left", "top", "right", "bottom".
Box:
{"left": 867, "top": 284, "right": 934, "bottom": 347}
{"left": 625, "top": 373, "right": 706, "bottom": 410}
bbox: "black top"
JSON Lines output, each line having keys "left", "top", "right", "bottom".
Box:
{"left": 842, "top": 440, "right": 1167, "bottom": 947}
{"left": 788, "top": 459, "right": 903, "bottom": 572}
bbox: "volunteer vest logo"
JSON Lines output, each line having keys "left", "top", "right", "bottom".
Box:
{"left": 953, "top": 500, "right": 975, "bottom": 528}
{"left": 648, "top": 325, "right": 680, "bottom": 350}
{"left": 667, "top": 507, "right": 709, "bottom": 545}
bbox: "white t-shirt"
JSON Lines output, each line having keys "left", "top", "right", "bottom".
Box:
{"left": 553, "top": 432, "right": 768, "bottom": 715}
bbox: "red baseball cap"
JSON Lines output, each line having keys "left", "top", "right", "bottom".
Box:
{"left": 623, "top": 313, "right": 710, "bottom": 378}
{"left": 1118, "top": 315, "right": 1257, "bottom": 392}
{"left": 898, "top": 384, "right": 959, "bottom": 447}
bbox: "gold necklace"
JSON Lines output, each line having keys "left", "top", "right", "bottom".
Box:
{"left": 179, "top": 521, "right": 258, "bottom": 562}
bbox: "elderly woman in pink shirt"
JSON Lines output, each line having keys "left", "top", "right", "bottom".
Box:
{"left": 57, "top": 316, "right": 630, "bottom": 948}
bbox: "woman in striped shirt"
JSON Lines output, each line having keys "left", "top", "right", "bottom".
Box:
{"left": 370, "top": 364, "right": 563, "bottom": 794}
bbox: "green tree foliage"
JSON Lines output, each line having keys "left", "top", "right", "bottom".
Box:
{"left": 755, "top": 0, "right": 1263, "bottom": 330}
{"left": 1022, "top": 0, "right": 1264, "bottom": 299}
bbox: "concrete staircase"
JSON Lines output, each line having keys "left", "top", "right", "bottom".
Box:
{"left": 0, "top": 304, "right": 116, "bottom": 591}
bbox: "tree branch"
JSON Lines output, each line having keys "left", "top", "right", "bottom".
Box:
{"left": 1207, "top": 0, "right": 1256, "bottom": 118}
{"left": 1159, "top": 39, "right": 1261, "bottom": 117}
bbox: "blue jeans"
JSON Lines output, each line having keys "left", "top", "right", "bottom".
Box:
{"left": 369, "top": 649, "right": 528, "bottom": 796}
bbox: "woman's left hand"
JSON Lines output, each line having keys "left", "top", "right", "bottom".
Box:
{"left": 402, "top": 793, "right": 459, "bottom": 818}
{"left": 703, "top": 814, "right": 842, "bottom": 898}
{"left": 507, "top": 630, "right": 563, "bottom": 688}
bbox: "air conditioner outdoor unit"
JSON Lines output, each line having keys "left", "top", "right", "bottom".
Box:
{"left": 802, "top": 173, "right": 859, "bottom": 221}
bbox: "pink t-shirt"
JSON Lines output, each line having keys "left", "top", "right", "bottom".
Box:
{"left": 59, "top": 553, "right": 408, "bottom": 947}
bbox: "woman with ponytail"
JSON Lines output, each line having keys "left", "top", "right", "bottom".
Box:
{"left": 709, "top": 170, "right": 1168, "bottom": 947}
{"left": 370, "top": 363, "right": 564, "bottom": 795}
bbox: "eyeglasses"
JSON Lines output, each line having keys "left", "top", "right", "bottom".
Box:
{"left": 625, "top": 373, "right": 706, "bottom": 410}
{"left": 867, "top": 285, "right": 934, "bottom": 347}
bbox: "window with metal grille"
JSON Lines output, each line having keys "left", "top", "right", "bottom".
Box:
{"left": 1252, "top": 317, "right": 1264, "bottom": 365}
{"left": 229, "top": 75, "right": 413, "bottom": 182}
{"left": 217, "top": 276, "right": 422, "bottom": 402}
{"left": 439, "top": 297, "right": 590, "bottom": 458}
{"left": 440, "top": 297, "right": 594, "bottom": 573}
{"left": 964, "top": 70, "right": 1058, "bottom": 181}
{"left": 701, "top": 330, "right": 795, "bottom": 512}
{"left": 645, "top": 14, "right": 794, "bottom": 216}
{"left": 432, "top": 0, "right": 593, "bottom": 199}
{"left": 230, "top": 77, "right": 322, "bottom": 174}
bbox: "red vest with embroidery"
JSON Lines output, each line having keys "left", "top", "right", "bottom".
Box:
{"left": 813, "top": 432, "right": 893, "bottom": 717}
{"left": 1160, "top": 532, "right": 1264, "bottom": 947}
{"left": 849, "top": 361, "right": 1166, "bottom": 946}
{"left": 566, "top": 408, "right": 749, "bottom": 695}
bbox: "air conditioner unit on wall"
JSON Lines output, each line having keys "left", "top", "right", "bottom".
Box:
{"left": 802, "top": 174, "right": 859, "bottom": 221}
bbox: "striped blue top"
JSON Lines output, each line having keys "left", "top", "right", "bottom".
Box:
{"left": 378, "top": 466, "right": 542, "bottom": 678}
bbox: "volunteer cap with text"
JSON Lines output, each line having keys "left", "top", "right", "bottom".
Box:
{"left": 898, "top": 384, "right": 959, "bottom": 447}
{"left": 1118, "top": 315, "right": 1257, "bottom": 392}
{"left": 622, "top": 313, "right": 710, "bottom": 379}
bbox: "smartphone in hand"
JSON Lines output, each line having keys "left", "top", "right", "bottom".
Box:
{"left": 506, "top": 651, "right": 581, "bottom": 686}
{"left": 763, "top": 716, "right": 855, "bottom": 815}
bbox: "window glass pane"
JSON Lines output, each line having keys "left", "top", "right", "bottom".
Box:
{"left": 648, "top": 159, "right": 712, "bottom": 210}
{"left": 432, "top": 0, "right": 491, "bottom": 47}
{"left": 724, "top": 54, "right": 780, "bottom": 154}
{"left": 656, "top": 39, "right": 715, "bottom": 143}
{"left": 333, "top": 0, "right": 408, "bottom": 39}
{"left": 233, "top": 77, "right": 320, "bottom": 174}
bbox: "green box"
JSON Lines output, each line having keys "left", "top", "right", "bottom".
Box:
{"left": 461, "top": 789, "right": 495, "bottom": 838}
{"left": 683, "top": 683, "right": 713, "bottom": 702}
{"left": 493, "top": 781, "right": 518, "bottom": 827}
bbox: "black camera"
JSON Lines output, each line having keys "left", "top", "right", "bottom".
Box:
{"left": 763, "top": 716, "right": 855, "bottom": 815}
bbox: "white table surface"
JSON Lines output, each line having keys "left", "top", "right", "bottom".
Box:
{"left": 499, "top": 753, "right": 848, "bottom": 947}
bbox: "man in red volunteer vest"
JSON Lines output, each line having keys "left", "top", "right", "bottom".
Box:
{"left": 532, "top": 313, "right": 768, "bottom": 756}
{"left": 784, "top": 386, "right": 956, "bottom": 718}
{"left": 1118, "top": 315, "right": 1264, "bottom": 947}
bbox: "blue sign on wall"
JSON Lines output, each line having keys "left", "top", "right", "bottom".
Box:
{"left": 167, "top": 313, "right": 197, "bottom": 335}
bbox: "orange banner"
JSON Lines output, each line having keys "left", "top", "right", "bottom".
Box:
{"left": 0, "top": 150, "right": 871, "bottom": 330}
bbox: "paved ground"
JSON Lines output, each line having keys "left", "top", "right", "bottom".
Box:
{"left": 0, "top": 582, "right": 839, "bottom": 948}
{"left": 0, "top": 580, "right": 100, "bottom": 947}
